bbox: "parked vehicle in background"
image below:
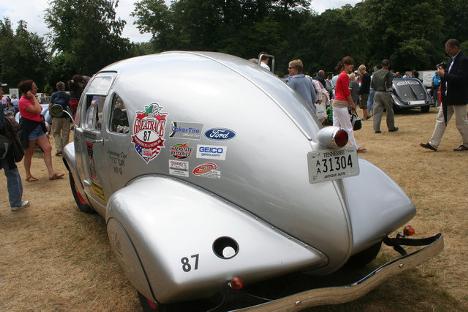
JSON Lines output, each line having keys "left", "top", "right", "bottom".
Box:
{"left": 392, "top": 78, "right": 433, "bottom": 112}
{"left": 418, "top": 70, "right": 435, "bottom": 89}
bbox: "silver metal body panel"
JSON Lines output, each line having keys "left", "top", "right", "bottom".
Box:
{"left": 343, "top": 159, "right": 416, "bottom": 254}
{"left": 63, "top": 143, "right": 90, "bottom": 206}
{"left": 62, "top": 51, "right": 418, "bottom": 302}
{"left": 91, "top": 52, "right": 352, "bottom": 271}
{"left": 106, "top": 176, "right": 326, "bottom": 303}
{"left": 391, "top": 78, "right": 433, "bottom": 108}
{"left": 107, "top": 219, "right": 155, "bottom": 301}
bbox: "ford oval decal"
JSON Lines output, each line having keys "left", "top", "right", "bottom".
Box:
{"left": 205, "top": 128, "right": 236, "bottom": 140}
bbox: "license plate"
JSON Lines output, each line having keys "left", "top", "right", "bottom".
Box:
{"left": 307, "top": 148, "right": 359, "bottom": 184}
{"left": 409, "top": 100, "right": 425, "bottom": 105}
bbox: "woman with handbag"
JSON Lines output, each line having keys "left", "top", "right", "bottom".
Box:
{"left": 18, "top": 80, "right": 64, "bottom": 182}
{"left": 332, "top": 56, "right": 367, "bottom": 153}
{"left": 0, "top": 86, "right": 29, "bottom": 211}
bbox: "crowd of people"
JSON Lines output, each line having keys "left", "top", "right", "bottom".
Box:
{"left": 1, "top": 39, "right": 467, "bottom": 212}
{"left": 258, "top": 38, "right": 468, "bottom": 155}
{"left": 0, "top": 74, "right": 87, "bottom": 212}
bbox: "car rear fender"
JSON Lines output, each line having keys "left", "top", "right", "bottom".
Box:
{"left": 341, "top": 159, "right": 416, "bottom": 255}
{"left": 106, "top": 175, "right": 326, "bottom": 303}
{"left": 63, "top": 142, "right": 90, "bottom": 206}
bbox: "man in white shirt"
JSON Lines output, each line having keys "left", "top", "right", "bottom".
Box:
{"left": 259, "top": 54, "right": 270, "bottom": 71}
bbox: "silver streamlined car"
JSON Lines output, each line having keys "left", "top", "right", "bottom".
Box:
{"left": 392, "top": 77, "right": 433, "bottom": 112}
{"left": 60, "top": 52, "right": 443, "bottom": 311}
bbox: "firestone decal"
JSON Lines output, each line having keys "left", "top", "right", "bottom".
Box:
{"left": 192, "top": 162, "right": 221, "bottom": 179}
{"left": 131, "top": 103, "right": 167, "bottom": 164}
{"left": 170, "top": 143, "right": 192, "bottom": 159}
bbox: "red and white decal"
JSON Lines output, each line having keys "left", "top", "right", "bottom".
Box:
{"left": 192, "top": 162, "right": 221, "bottom": 179}
{"left": 131, "top": 103, "right": 167, "bottom": 164}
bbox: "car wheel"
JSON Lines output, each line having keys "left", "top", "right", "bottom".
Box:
{"left": 346, "top": 241, "right": 382, "bottom": 268}
{"left": 420, "top": 105, "right": 430, "bottom": 113}
{"left": 138, "top": 293, "right": 159, "bottom": 312}
{"left": 138, "top": 292, "right": 222, "bottom": 312}
{"left": 69, "top": 173, "right": 95, "bottom": 213}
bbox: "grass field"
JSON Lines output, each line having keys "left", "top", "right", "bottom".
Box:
{"left": 0, "top": 107, "right": 467, "bottom": 311}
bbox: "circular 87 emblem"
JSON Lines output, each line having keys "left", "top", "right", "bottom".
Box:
{"left": 131, "top": 103, "right": 168, "bottom": 164}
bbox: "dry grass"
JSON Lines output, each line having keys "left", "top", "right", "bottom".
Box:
{"left": 0, "top": 107, "right": 467, "bottom": 311}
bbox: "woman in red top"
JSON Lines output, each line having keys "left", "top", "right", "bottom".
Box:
{"left": 332, "top": 56, "right": 366, "bottom": 153}
{"left": 18, "top": 80, "right": 64, "bottom": 181}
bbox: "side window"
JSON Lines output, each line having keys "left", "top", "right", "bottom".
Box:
{"left": 109, "top": 93, "right": 130, "bottom": 134}
{"left": 83, "top": 95, "right": 106, "bottom": 131}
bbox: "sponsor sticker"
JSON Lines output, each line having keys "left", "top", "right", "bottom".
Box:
{"left": 131, "top": 103, "right": 167, "bottom": 164}
{"left": 205, "top": 128, "right": 236, "bottom": 140}
{"left": 169, "top": 160, "right": 190, "bottom": 177}
{"left": 170, "top": 143, "right": 192, "bottom": 159}
{"left": 196, "top": 144, "right": 227, "bottom": 160}
{"left": 91, "top": 182, "right": 105, "bottom": 201}
{"left": 192, "top": 162, "right": 221, "bottom": 179}
{"left": 170, "top": 122, "right": 203, "bottom": 140}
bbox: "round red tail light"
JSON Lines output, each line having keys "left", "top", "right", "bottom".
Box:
{"left": 403, "top": 225, "right": 415, "bottom": 236}
{"left": 334, "top": 129, "right": 348, "bottom": 147}
{"left": 229, "top": 276, "right": 244, "bottom": 290}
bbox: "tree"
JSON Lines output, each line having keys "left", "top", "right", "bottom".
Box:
{"left": 391, "top": 39, "right": 433, "bottom": 71}
{"left": 45, "top": 0, "right": 131, "bottom": 77}
{"left": 0, "top": 18, "right": 51, "bottom": 90}
{"left": 132, "top": 0, "right": 174, "bottom": 51}
{"left": 358, "top": 0, "right": 444, "bottom": 70}
{"left": 442, "top": 0, "right": 468, "bottom": 43}
{"left": 298, "top": 6, "right": 367, "bottom": 74}
{"left": 132, "top": 0, "right": 313, "bottom": 73}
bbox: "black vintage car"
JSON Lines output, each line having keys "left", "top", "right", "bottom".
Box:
{"left": 391, "top": 78, "right": 433, "bottom": 112}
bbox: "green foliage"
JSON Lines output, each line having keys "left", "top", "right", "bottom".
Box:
{"left": 131, "top": 0, "right": 456, "bottom": 73}
{"left": 392, "top": 39, "right": 433, "bottom": 71}
{"left": 461, "top": 41, "right": 468, "bottom": 53}
{"left": 2, "top": 0, "right": 468, "bottom": 88}
{"left": 0, "top": 18, "right": 51, "bottom": 91}
{"left": 358, "top": 0, "right": 444, "bottom": 69}
{"left": 442, "top": 0, "right": 468, "bottom": 42}
{"left": 45, "top": 0, "right": 131, "bottom": 77}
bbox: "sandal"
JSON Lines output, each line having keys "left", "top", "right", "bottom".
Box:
{"left": 49, "top": 173, "right": 65, "bottom": 180}
{"left": 26, "top": 176, "right": 39, "bottom": 182}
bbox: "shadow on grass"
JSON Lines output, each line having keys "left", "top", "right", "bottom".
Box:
{"left": 244, "top": 254, "right": 464, "bottom": 312}
{"left": 393, "top": 106, "right": 438, "bottom": 115}
{"left": 304, "top": 270, "right": 463, "bottom": 312}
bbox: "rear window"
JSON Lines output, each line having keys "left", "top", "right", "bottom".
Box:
{"left": 109, "top": 93, "right": 130, "bottom": 134}
{"left": 86, "top": 72, "right": 117, "bottom": 96}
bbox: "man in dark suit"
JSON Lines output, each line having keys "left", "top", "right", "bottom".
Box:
{"left": 420, "top": 39, "right": 468, "bottom": 151}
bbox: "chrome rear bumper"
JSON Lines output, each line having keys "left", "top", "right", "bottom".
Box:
{"left": 235, "top": 233, "right": 443, "bottom": 311}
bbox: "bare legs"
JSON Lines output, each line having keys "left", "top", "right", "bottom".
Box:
{"left": 362, "top": 108, "right": 369, "bottom": 120}
{"left": 24, "top": 135, "right": 63, "bottom": 180}
{"left": 24, "top": 142, "right": 37, "bottom": 181}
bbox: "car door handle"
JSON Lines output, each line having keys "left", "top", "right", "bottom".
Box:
{"left": 89, "top": 138, "right": 104, "bottom": 144}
